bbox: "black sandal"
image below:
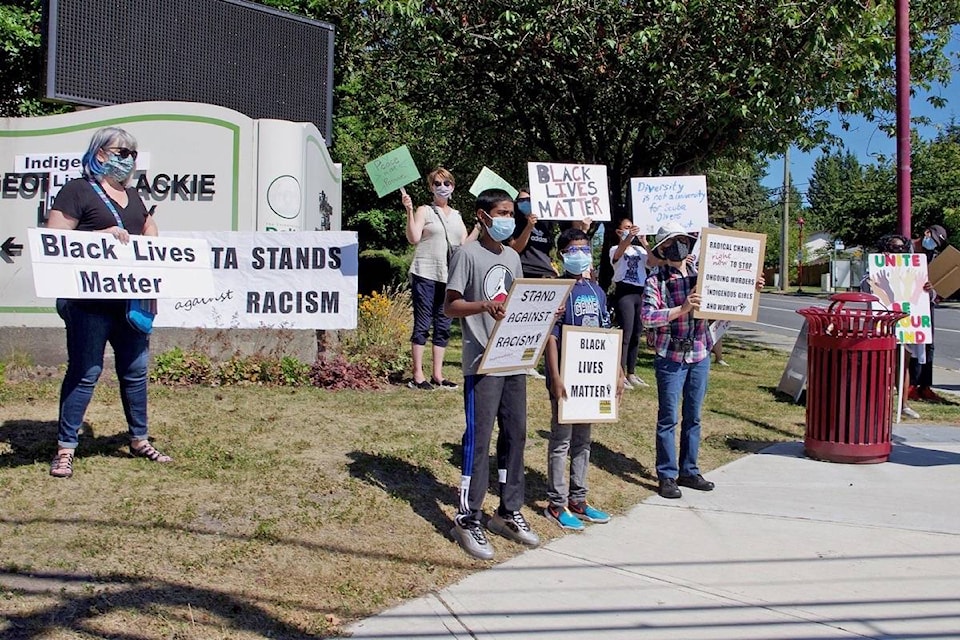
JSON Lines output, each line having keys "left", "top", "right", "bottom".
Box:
{"left": 130, "top": 442, "right": 173, "bottom": 463}
{"left": 50, "top": 451, "right": 74, "bottom": 478}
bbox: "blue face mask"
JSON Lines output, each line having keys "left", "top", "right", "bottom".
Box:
{"left": 922, "top": 236, "right": 937, "bottom": 251}
{"left": 104, "top": 154, "right": 135, "bottom": 182}
{"left": 562, "top": 251, "right": 593, "bottom": 275}
{"left": 517, "top": 199, "right": 532, "bottom": 216}
{"left": 484, "top": 213, "right": 516, "bottom": 242}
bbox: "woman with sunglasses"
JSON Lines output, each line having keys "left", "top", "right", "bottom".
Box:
{"left": 401, "top": 167, "right": 473, "bottom": 390}
{"left": 45, "top": 127, "right": 171, "bottom": 478}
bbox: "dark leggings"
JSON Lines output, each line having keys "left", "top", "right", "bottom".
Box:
{"left": 615, "top": 283, "right": 644, "bottom": 375}
{"left": 909, "top": 343, "right": 935, "bottom": 388}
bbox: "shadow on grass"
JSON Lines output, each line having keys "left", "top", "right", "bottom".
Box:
{"left": 759, "top": 384, "right": 806, "bottom": 405}
{"left": 535, "top": 429, "right": 657, "bottom": 491}
{"left": 709, "top": 408, "right": 803, "bottom": 441}
{"left": 590, "top": 441, "right": 659, "bottom": 491}
{"left": 441, "top": 440, "right": 551, "bottom": 513}
{"left": 346, "top": 450, "right": 457, "bottom": 536}
{"left": 0, "top": 419, "right": 132, "bottom": 469}
{"left": 0, "top": 569, "right": 321, "bottom": 639}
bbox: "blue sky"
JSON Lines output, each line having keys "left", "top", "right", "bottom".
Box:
{"left": 761, "top": 26, "right": 960, "bottom": 201}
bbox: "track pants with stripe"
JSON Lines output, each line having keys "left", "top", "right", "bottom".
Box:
{"left": 456, "top": 373, "right": 527, "bottom": 526}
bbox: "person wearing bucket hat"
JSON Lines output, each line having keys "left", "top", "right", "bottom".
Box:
{"left": 642, "top": 222, "right": 763, "bottom": 499}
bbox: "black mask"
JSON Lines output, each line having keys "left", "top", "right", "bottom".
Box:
{"left": 663, "top": 241, "right": 690, "bottom": 262}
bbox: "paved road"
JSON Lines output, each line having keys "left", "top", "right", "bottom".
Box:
{"left": 753, "top": 292, "right": 960, "bottom": 372}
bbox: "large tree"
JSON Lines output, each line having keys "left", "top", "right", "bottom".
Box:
{"left": 363, "top": 0, "right": 958, "bottom": 210}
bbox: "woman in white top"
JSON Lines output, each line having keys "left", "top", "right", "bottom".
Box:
{"left": 609, "top": 217, "right": 658, "bottom": 389}
{"left": 401, "top": 167, "right": 471, "bottom": 390}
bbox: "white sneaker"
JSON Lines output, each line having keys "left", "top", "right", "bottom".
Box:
{"left": 902, "top": 406, "right": 920, "bottom": 419}
{"left": 623, "top": 379, "right": 634, "bottom": 391}
{"left": 627, "top": 374, "right": 648, "bottom": 388}
{"left": 526, "top": 368, "right": 546, "bottom": 379}
{"left": 488, "top": 511, "right": 540, "bottom": 547}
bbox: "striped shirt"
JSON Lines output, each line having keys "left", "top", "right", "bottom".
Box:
{"left": 641, "top": 265, "right": 713, "bottom": 364}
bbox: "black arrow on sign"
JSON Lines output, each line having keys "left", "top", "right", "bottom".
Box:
{"left": 1, "top": 236, "right": 24, "bottom": 257}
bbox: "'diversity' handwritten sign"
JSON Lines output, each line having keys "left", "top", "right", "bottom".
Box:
{"left": 527, "top": 162, "right": 610, "bottom": 221}
{"left": 694, "top": 227, "right": 766, "bottom": 322}
{"left": 867, "top": 252, "right": 932, "bottom": 344}
{"left": 631, "top": 176, "right": 708, "bottom": 235}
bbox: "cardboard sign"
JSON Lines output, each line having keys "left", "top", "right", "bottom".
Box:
{"left": 157, "top": 230, "right": 358, "bottom": 330}
{"left": 776, "top": 321, "right": 809, "bottom": 403}
{"left": 28, "top": 228, "right": 214, "bottom": 299}
{"left": 558, "top": 326, "right": 622, "bottom": 423}
{"left": 928, "top": 245, "right": 960, "bottom": 299}
{"left": 469, "top": 166, "right": 518, "bottom": 199}
{"left": 631, "top": 176, "right": 709, "bottom": 235}
{"left": 867, "top": 252, "right": 932, "bottom": 344}
{"left": 526, "top": 162, "right": 610, "bottom": 221}
{"left": 364, "top": 145, "right": 420, "bottom": 197}
{"left": 694, "top": 228, "right": 766, "bottom": 322}
{"left": 477, "top": 278, "right": 575, "bottom": 374}
{"left": 708, "top": 319, "right": 732, "bottom": 343}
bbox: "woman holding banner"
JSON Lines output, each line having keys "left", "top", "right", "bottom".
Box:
{"left": 45, "top": 127, "right": 171, "bottom": 478}
{"left": 402, "top": 167, "right": 471, "bottom": 390}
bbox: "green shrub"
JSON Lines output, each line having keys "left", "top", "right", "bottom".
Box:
{"left": 358, "top": 248, "right": 412, "bottom": 294}
{"left": 341, "top": 287, "right": 412, "bottom": 381}
{"left": 152, "top": 347, "right": 214, "bottom": 385}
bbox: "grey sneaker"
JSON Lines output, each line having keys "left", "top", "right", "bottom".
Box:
{"left": 488, "top": 511, "right": 540, "bottom": 547}
{"left": 450, "top": 521, "right": 494, "bottom": 560}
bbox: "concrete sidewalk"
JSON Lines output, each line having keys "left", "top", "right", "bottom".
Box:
{"left": 349, "top": 426, "right": 960, "bottom": 639}
{"left": 349, "top": 328, "right": 960, "bottom": 639}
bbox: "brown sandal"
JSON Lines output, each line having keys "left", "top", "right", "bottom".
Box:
{"left": 50, "top": 451, "right": 74, "bottom": 478}
{"left": 130, "top": 442, "right": 173, "bottom": 463}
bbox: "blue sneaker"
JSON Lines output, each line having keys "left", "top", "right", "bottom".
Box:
{"left": 544, "top": 505, "right": 585, "bottom": 531}
{"left": 569, "top": 501, "right": 610, "bottom": 524}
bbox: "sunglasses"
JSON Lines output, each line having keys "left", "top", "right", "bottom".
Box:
{"left": 562, "top": 246, "right": 592, "bottom": 255}
{"left": 433, "top": 180, "right": 452, "bottom": 187}
{"left": 107, "top": 147, "right": 138, "bottom": 160}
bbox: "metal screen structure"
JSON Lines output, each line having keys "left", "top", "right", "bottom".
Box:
{"left": 44, "top": 0, "right": 335, "bottom": 144}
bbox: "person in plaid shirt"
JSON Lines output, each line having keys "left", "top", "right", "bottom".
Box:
{"left": 641, "top": 223, "right": 762, "bottom": 499}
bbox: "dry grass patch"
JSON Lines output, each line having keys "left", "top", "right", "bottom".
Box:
{"left": 0, "top": 337, "right": 956, "bottom": 638}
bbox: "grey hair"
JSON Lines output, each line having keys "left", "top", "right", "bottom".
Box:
{"left": 81, "top": 127, "right": 138, "bottom": 179}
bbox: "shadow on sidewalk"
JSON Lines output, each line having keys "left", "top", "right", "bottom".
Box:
{"left": 758, "top": 440, "right": 960, "bottom": 467}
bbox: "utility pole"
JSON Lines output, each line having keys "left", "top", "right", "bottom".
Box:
{"left": 895, "top": 0, "right": 912, "bottom": 237}
{"left": 780, "top": 149, "right": 790, "bottom": 291}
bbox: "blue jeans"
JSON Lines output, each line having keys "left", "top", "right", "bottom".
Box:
{"left": 56, "top": 299, "right": 150, "bottom": 449}
{"left": 653, "top": 356, "right": 710, "bottom": 479}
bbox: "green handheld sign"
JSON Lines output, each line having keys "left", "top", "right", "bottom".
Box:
{"left": 364, "top": 145, "right": 420, "bottom": 197}
{"left": 469, "top": 166, "right": 518, "bottom": 199}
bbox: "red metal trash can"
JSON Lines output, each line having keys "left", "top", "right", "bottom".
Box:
{"left": 796, "top": 293, "right": 907, "bottom": 464}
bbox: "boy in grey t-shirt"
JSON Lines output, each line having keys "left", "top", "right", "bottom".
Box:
{"left": 444, "top": 188, "right": 540, "bottom": 560}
